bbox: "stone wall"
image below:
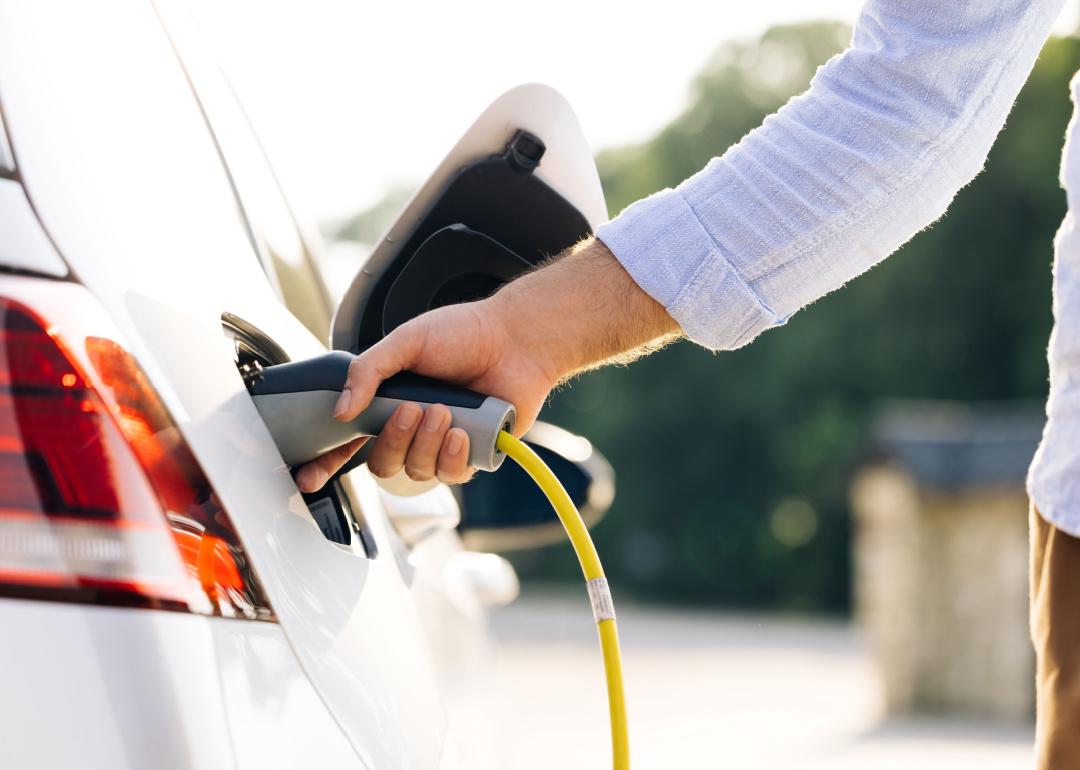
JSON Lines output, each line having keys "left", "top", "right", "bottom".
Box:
{"left": 850, "top": 464, "right": 1033, "bottom": 722}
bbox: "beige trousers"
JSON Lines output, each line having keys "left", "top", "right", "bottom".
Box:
{"left": 1031, "top": 505, "right": 1080, "bottom": 769}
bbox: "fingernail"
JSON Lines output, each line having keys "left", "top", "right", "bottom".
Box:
{"left": 298, "top": 469, "right": 324, "bottom": 493}
{"left": 396, "top": 403, "right": 421, "bottom": 430}
{"left": 423, "top": 408, "right": 448, "bottom": 433}
{"left": 334, "top": 388, "right": 351, "bottom": 419}
{"left": 446, "top": 430, "right": 465, "bottom": 457}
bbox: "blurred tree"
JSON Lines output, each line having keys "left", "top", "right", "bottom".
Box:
{"left": 335, "top": 22, "right": 1078, "bottom": 614}
{"left": 332, "top": 185, "right": 412, "bottom": 244}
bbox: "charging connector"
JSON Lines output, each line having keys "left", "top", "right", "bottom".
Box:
{"left": 248, "top": 352, "right": 515, "bottom": 471}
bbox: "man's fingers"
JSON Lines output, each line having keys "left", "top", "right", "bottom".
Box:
{"left": 437, "top": 428, "right": 474, "bottom": 484}
{"left": 295, "top": 436, "right": 370, "bottom": 493}
{"left": 366, "top": 402, "right": 423, "bottom": 478}
{"left": 335, "top": 324, "right": 423, "bottom": 422}
{"left": 404, "top": 404, "right": 452, "bottom": 482}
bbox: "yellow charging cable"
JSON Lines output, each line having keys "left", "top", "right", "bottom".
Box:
{"left": 496, "top": 431, "right": 629, "bottom": 770}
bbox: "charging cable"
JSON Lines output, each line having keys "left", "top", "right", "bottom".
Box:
{"left": 496, "top": 431, "right": 629, "bottom": 770}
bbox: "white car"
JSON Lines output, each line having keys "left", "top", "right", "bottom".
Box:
{"left": 0, "top": 2, "right": 613, "bottom": 768}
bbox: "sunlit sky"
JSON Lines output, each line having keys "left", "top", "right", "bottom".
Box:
{"left": 189, "top": 1, "right": 1080, "bottom": 226}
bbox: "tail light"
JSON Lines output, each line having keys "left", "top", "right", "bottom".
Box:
{"left": 0, "top": 289, "right": 274, "bottom": 621}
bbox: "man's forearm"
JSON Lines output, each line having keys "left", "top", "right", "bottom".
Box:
{"left": 491, "top": 237, "right": 682, "bottom": 384}
{"left": 596, "top": 0, "right": 1062, "bottom": 352}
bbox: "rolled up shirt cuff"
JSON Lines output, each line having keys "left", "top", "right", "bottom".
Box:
{"left": 595, "top": 188, "right": 783, "bottom": 351}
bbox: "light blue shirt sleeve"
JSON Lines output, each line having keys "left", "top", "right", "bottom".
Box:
{"left": 596, "top": 0, "right": 1064, "bottom": 350}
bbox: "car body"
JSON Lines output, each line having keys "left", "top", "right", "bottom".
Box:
{"left": 0, "top": 2, "right": 608, "bottom": 768}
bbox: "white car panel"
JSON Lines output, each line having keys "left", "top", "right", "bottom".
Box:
{"left": 0, "top": 599, "right": 369, "bottom": 770}
{"left": 0, "top": 599, "right": 236, "bottom": 770}
{"left": 211, "top": 619, "right": 368, "bottom": 770}
{"left": 0, "top": 178, "right": 67, "bottom": 276}
{"left": 0, "top": 111, "right": 12, "bottom": 171}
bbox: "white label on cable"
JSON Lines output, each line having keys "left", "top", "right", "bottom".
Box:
{"left": 587, "top": 577, "right": 615, "bottom": 623}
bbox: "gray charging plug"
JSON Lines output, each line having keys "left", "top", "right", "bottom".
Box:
{"left": 248, "top": 351, "right": 516, "bottom": 472}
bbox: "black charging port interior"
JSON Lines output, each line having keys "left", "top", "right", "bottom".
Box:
{"left": 300, "top": 481, "right": 350, "bottom": 546}
{"left": 300, "top": 480, "right": 378, "bottom": 557}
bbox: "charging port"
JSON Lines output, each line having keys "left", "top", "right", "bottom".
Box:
{"left": 223, "top": 313, "right": 377, "bottom": 556}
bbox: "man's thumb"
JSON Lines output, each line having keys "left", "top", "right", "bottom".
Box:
{"left": 334, "top": 324, "right": 420, "bottom": 421}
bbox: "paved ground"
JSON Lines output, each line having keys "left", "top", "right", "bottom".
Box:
{"left": 489, "top": 594, "right": 1033, "bottom": 769}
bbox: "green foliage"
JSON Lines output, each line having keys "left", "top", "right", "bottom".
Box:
{"left": 510, "top": 24, "right": 1076, "bottom": 614}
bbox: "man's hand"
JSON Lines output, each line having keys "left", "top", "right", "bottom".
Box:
{"left": 294, "top": 237, "right": 681, "bottom": 492}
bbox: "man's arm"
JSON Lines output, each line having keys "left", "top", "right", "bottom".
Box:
{"left": 296, "top": 239, "right": 678, "bottom": 491}
{"left": 599, "top": 0, "right": 1064, "bottom": 349}
{"left": 298, "top": 0, "right": 1063, "bottom": 491}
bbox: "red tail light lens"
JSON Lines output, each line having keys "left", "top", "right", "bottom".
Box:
{"left": 0, "top": 297, "right": 274, "bottom": 621}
